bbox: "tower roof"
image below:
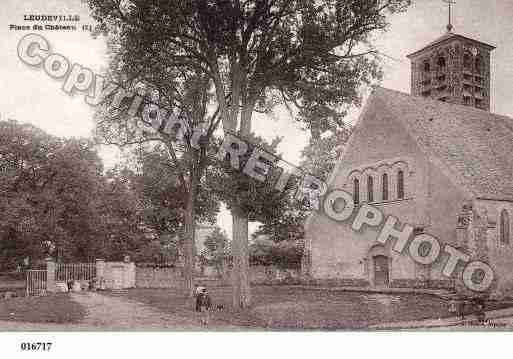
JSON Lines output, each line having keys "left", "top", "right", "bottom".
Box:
{"left": 407, "top": 32, "right": 495, "bottom": 59}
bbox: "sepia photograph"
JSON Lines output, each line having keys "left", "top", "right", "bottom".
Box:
{"left": 1, "top": 0, "right": 513, "bottom": 357}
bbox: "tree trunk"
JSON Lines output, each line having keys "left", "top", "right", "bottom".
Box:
{"left": 231, "top": 206, "right": 251, "bottom": 308}
{"left": 212, "top": 62, "right": 254, "bottom": 309}
{"left": 183, "top": 197, "right": 195, "bottom": 300}
{"left": 183, "top": 165, "right": 199, "bottom": 302}
{"left": 229, "top": 96, "right": 256, "bottom": 309}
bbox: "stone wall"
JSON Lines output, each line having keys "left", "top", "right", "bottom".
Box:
{"left": 135, "top": 267, "right": 183, "bottom": 289}
{"left": 302, "top": 278, "right": 370, "bottom": 287}
{"left": 390, "top": 279, "right": 454, "bottom": 290}
{"left": 136, "top": 265, "right": 301, "bottom": 288}
{"left": 101, "top": 261, "right": 136, "bottom": 289}
{"left": 222, "top": 265, "right": 301, "bottom": 285}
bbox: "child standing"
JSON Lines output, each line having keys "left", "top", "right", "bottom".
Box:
{"left": 195, "top": 286, "right": 212, "bottom": 325}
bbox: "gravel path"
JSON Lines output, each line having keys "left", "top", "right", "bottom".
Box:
{"left": 73, "top": 292, "right": 243, "bottom": 330}
{"left": 1, "top": 292, "right": 240, "bottom": 331}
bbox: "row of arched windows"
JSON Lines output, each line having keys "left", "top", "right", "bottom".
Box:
{"left": 353, "top": 170, "right": 405, "bottom": 204}
{"left": 422, "top": 56, "right": 447, "bottom": 72}
{"left": 422, "top": 54, "right": 482, "bottom": 74}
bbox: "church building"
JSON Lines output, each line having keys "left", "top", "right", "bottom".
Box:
{"left": 303, "top": 20, "right": 513, "bottom": 295}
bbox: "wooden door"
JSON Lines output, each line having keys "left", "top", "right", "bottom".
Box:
{"left": 373, "top": 255, "right": 389, "bottom": 286}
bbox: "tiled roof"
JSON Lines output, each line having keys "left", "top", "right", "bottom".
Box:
{"left": 407, "top": 32, "right": 495, "bottom": 58}
{"left": 424, "top": 32, "right": 459, "bottom": 48}
{"left": 372, "top": 87, "right": 513, "bottom": 201}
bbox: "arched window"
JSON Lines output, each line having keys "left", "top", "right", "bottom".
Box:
{"left": 423, "top": 60, "right": 430, "bottom": 72}
{"left": 463, "top": 53, "right": 472, "bottom": 69}
{"left": 437, "top": 56, "right": 446, "bottom": 69}
{"left": 500, "top": 209, "right": 510, "bottom": 245}
{"left": 475, "top": 56, "right": 482, "bottom": 74}
{"left": 382, "top": 173, "right": 389, "bottom": 201}
{"left": 353, "top": 178, "right": 360, "bottom": 204}
{"left": 367, "top": 176, "right": 374, "bottom": 203}
{"left": 397, "top": 170, "right": 405, "bottom": 199}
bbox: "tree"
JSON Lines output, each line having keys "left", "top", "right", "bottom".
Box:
{"left": 201, "top": 226, "right": 229, "bottom": 276}
{"left": 87, "top": 0, "right": 412, "bottom": 308}
{"left": 252, "top": 204, "right": 307, "bottom": 243}
{"left": 209, "top": 132, "right": 303, "bottom": 303}
{"left": 0, "top": 120, "right": 146, "bottom": 269}
{"left": 253, "top": 126, "right": 352, "bottom": 265}
{"left": 124, "top": 145, "right": 219, "bottom": 239}
{"left": 94, "top": 168, "right": 150, "bottom": 261}
{"left": 250, "top": 236, "right": 303, "bottom": 268}
{"left": 120, "top": 144, "right": 220, "bottom": 275}
{"left": 300, "top": 127, "right": 352, "bottom": 180}
{"left": 203, "top": 226, "right": 228, "bottom": 254}
{"left": 132, "top": 237, "right": 180, "bottom": 265}
{"left": 92, "top": 65, "right": 223, "bottom": 298}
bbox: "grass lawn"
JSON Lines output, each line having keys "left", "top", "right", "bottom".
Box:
{"left": 106, "top": 286, "right": 461, "bottom": 329}
{"left": 0, "top": 294, "right": 86, "bottom": 324}
{"left": 0, "top": 273, "right": 26, "bottom": 296}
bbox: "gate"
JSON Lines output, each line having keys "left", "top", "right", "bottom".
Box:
{"left": 56, "top": 263, "right": 96, "bottom": 282}
{"left": 26, "top": 270, "right": 47, "bottom": 297}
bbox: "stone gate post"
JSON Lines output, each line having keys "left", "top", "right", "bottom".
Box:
{"left": 96, "top": 259, "right": 106, "bottom": 289}
{"left": 45, "top": 257, "right": 56, "bottom": 293}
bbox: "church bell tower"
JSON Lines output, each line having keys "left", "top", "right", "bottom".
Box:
{"left": 407, "top": 1, "right": 495, "bottom": 111}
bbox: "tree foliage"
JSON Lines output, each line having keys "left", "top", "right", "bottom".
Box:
{"left": 87, "top": 0, "right": 410, "bottom": 136}
{"left": 203, "top": 226, "right": 229, "bottom": 254}
{"left": 132, "top": 236, "right": 180, "bottom": 265}
{"left": 253, "top": 127, "right": 352, "bottom": 243}
{"left": 300, "top": 127, "right": 352, "bottom": 180}
{"left": 0, "top": 120, "right": 146, "bottom": 269}
{"left": 200, "top": 226, "right": 230, "bottom": 273}
{"left": 209, "top": 133, "right": 294, "bottom": 222}
{"left": 249, "top": 236, "right": 303, "bottom": 268}
{"left": 123, "top": 144, "right": 220, "bottom": 239}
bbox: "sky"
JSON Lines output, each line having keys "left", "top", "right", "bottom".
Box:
{"left": 1, "top": 0, "right": 513, "bottom": 238}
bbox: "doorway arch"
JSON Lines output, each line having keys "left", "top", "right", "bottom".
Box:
{"left": 367, "top": 245, "right": 391, "bottom": 287}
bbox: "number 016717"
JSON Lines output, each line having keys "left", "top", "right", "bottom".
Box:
{"left": 20, "top": 342, "right": 52, "bottom": 351}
